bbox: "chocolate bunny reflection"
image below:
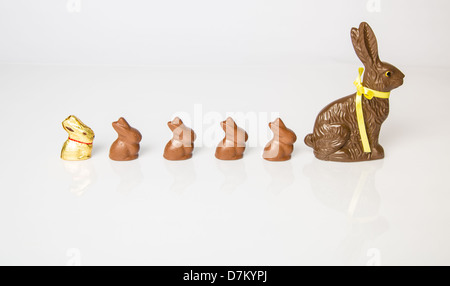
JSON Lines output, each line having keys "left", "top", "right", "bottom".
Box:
{"left": 303, "top": 160, "right": 388, "bottom": 264}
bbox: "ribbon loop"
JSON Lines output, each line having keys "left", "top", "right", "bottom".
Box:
{"left": 354, "top": 67, "right": 365, "bottom": 96}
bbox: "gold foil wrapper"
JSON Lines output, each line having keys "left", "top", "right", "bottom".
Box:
{"left": 61, "top": 115, "right": 95, "bottom": 161}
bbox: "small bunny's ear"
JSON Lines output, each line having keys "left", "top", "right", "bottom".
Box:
{"left": 225, "top": 117, "right": 235, "bottom": 126}
{"left": 117, "top": 117, "right": 130, "bottom": 128}
{"left": 273, "top": 118, "right": 286, "bottom": 128}
{"left": 168, "top": 119, "right": 183, "bottom": 132}
{"left": 171, "top": 117, "right": 183, "bottom": 126}
{"left": 167, "top": 121, "right": 175, "bottom": 131}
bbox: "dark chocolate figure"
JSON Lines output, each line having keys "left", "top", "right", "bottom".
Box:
{"left": 215, "top": 117, "right": 248, "bottom": 160}
{"left": 304, "top": 22, "right": 404, "bottom": 162}
{"left": 109, "top": 117, "right": 142, "bottom": 161}
{"left": 263, "top": 118, "right": 297, "bottom": 161}
{"left": 163, "top": 117, "right": 196, "bottom": 160}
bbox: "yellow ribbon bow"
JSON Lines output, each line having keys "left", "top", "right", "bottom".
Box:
{"left": 353, "top": 67, "right": 390, "bottom": 153}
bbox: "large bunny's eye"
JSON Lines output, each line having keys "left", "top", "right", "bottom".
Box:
{"left": 385, "top": 71, "right": 392, "bottom": 78}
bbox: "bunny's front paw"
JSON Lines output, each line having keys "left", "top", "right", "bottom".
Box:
{"left": 370, "top": 144, "right": 385, "bottom": 160}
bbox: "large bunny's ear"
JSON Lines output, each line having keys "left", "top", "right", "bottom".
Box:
{"left": 351, "top": 22, "right": 380, "bottom": 67}
{"left": 361, "top": 22, "right": 380, "bottom": 65}
{"left": 351, "top": 25, "right": 369, "bottom": 66}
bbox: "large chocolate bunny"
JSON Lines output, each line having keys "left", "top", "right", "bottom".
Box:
{"left": 109, "top": 117, "right": 142, "bottom": 161}
{"left": 305, "top": 22, "right": 404, "bottom": 162}
{"left": 163, "top": 117, "right": 196, "bottom": 160}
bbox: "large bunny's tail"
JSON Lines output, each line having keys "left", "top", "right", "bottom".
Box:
{"left": 304, "top": 134, "right": 314, "bottom": 148}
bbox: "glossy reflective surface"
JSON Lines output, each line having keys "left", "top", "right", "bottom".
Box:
{"left": 0, "top": 64, "right": 449, "bottom": 265}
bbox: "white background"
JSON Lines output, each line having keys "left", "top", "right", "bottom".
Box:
{"left": 1, "top": 0, "right": 450, "bottom": 266}
{"left": 1, "top": 0, "right": 450, "bottom": 67}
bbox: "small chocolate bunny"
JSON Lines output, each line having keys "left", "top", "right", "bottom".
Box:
{"left": 215, "top": 117, "right": 248, "bottom": 160}
{"left": 109, "top": 117, "right": 142, "bottom": 161}
{"left": 61, "top": 115, "right": 95, "bottom": 161}
{"left": 305, "top": 22, "right": 404, "bottom": 162}
{"left": 263, "top": 118, "right": 297, "bottom": 161}
{"left": 163, "top": 117, "right": 196, "bottom": 160}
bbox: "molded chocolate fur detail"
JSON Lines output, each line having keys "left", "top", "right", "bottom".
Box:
{"left": 304, "top": 22, "right": 404, "bottom": 162}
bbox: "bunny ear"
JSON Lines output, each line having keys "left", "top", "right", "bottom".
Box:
{"left": 273, "top": 118, "right": 286, "bottom": 128}
{"left": 171, "top": 117, "right": 183, "bottom": 126}
{"left": 167, "top": 121, "right": 176, "bottom": 131}
{"left": 361, "top": 22, "right": 380, "bottom": 65}
{"left": 225, "top": 117, "right": 235, "bottom": 126}
{"left": 351, "top": 26, "right": 370, "bottom": 66}
{"left": 351, "top": 22, "right": 380, "bottom": 67}
{"left": 117, "top": 117, "right": 130, "bottom": 128}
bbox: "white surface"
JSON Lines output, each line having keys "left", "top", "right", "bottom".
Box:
{"left": 0, "top": 63, "right": 449, "bottom": 266}
{"left": 0, "top": 0, "right": 449, "bottom": 67}
{"left": 1, "top": 0, "right": 449, "bottom": 266}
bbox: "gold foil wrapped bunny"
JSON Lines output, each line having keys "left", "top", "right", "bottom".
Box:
{"left": 61, "top": 115, "right": 95, "bottom": 161}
